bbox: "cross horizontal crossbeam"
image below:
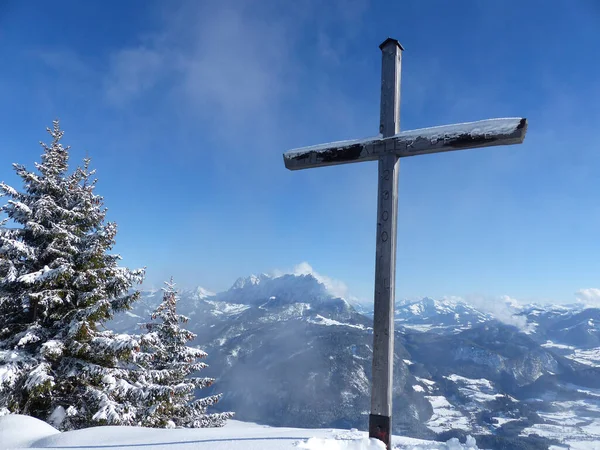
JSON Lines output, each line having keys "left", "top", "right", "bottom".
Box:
{"left": 284, "top": 117, "right": 527, "bottom": 171}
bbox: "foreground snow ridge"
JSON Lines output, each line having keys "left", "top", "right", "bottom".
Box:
{"left": 0, "top": 414, "right": 480, "bottom": 450}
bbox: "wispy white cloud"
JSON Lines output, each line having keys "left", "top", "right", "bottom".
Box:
{"left": 108, "top": 7, "right": 289, "bottom": 116}
{"left": 462, "top": 293, "right": 534, "bottom": 332}
{"left": 101, "top": 5, "right": 282, "bottom": 125}
{"left": 575, "top": 288, "right": 600, "bottom": 306}
{"left": 105, "top": 47, "right": 164, "bottom": 106}
{"left": 93, "top": 0, "right": 376, "bottom": 204}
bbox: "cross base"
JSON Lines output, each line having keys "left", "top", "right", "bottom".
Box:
{"left": 369, "top": 413, "right": 391, "bottom": 449}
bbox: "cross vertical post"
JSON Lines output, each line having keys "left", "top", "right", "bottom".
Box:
{"left": 369, "top": 38, "right": 403, "bottom": 449}
{"left": 282, "top": 36, "right": 528, "bottom": 450}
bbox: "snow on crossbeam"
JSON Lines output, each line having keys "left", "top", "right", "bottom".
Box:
{"left": 284, "top": 118, "right": 527, "bottom": 170}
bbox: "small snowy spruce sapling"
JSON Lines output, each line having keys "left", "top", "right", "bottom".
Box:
{"left": 0, "top": 122, "right": 146, "bottom": 430}
{"left": 138, "top": 278, "right": 233, "bottom": 428}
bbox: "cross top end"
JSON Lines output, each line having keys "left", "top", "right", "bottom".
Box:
{"left": 379, "top": 37, "right": 404, "bottom": 51}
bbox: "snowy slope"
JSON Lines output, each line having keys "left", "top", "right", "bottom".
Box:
{"left": 0, "top": 415, "right": 479, "bottom": 450}
{"left": 393, "top": 298, "right": 491, "bottom": 333}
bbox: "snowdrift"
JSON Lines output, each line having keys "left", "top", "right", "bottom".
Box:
{"left": 0, "top": 414, "right": 479, "bottom": 450}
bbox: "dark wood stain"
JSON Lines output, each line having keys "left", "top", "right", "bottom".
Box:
{"left": 292, "top": 143, "right": 363, "bottom": 163}
{"left": 445, "top": 133, "right": 499, "bottom": 148}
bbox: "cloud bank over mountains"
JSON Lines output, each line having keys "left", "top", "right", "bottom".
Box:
{"left": 576, "top": 288, "right": 600, "bottom": 306}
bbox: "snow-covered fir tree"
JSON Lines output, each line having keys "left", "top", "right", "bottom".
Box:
{"left": 138, "top": 278, "right": 233, "bottom": 428}
{"left": 0, "top": 121, "right": 148, "bottom": 430}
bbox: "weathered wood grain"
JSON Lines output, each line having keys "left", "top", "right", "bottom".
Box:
{"left": 368, "top": 38, "right": 401, "bottom": 450}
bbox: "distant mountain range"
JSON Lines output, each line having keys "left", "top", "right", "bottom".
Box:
{"left": 109, "top": 272, "right": 600, "bottom": 450}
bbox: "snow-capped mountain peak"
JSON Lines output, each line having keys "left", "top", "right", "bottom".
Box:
{"left": 192, "top": 286, "right": 216, "bottom": 300}
{"left": 393, "top": 296, "right": 491, "bottom": 333}
{"left": 397, "top": 296, "right": 483, "bottom": 318}
{"left": 220, "top": 272, "right": 336, "bottom": 307}
{"left": 230, "top": 273, "right": 271, "bottom": 290}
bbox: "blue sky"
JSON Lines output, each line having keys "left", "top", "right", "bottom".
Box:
{"left": 1, "top": 0, "right": 599, "bottom": 305}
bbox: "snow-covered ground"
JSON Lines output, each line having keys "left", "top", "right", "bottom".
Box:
{"left": 424, "top": 396, "right": 470, "bottom": 434}
{"left": 441, "top": 374, "right": 509, "bottom": 435}
{"left": 309, "top": 315, "right": 371, "bottom": 331}
{"left": 444, "top": 375, "right": 503, "bottom": 404}
{"left": 417, "top": 375, "right": 510, "bottom": 436}
{"left": 521, "top": 394, "right": 600, "bottom": 449}
{"left": 0, "top": 414, "right": 480, "bottom": 450}
{"left": 566, "top": 347, "right": 600, "bottom": 367}
{"left": 541, "top": 341, "right": 575, "bottom": 350}
{"left": 541, "top": 341, "right": 600, "bottom": 367}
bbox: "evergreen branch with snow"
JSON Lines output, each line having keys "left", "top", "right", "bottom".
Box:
{"left": 136, "top": 278, "right": 234, "bottom": 428}
{"left": 0, "top": 122, "right": 146, "bottom": 430}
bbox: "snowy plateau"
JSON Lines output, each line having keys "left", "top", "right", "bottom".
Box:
{"left": 105, "top": 272, "right": 600, "bottom": 450}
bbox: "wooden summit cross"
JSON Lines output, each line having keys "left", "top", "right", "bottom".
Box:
{"left": 282, "top": 38, "right": 528, "bottom": 449}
